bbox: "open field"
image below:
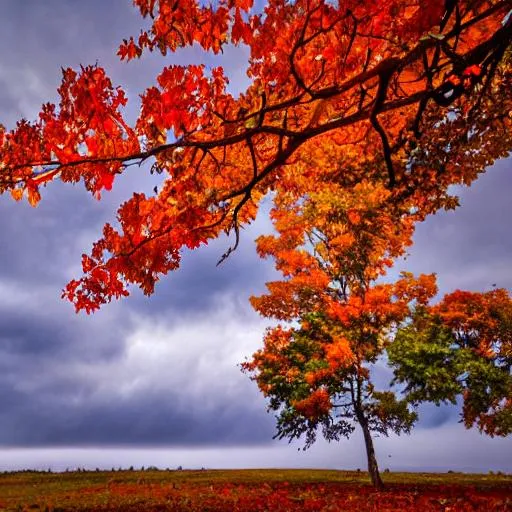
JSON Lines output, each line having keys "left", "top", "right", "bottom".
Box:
{"left": 0, "top": 468, "right": 510, "bottom": 511}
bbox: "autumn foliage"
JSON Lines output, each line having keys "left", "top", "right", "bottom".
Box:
{"left": 242, "top": 168, "right": 437, "bottom": 486}
{"left": 243, "top": 186, "right": 512, "bottom": 487}
{"left": 389, "top": 288, "right": 512, "bottom": 437}
{"left": 0, "top": 0, "right": 510, "bottom": 313}
{"left": 242, "top": 168, "right": 512, "bottom": 485}
{"left": 241, "top": 140, "right": 512, "bottom": 485}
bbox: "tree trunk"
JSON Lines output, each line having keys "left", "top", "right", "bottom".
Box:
{"left": 356, "top": 410, "right": 384, "bottom": 489}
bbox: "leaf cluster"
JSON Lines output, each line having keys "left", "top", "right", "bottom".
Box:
{"left": 389, "top": 290, "right": 512, "bottom": 436}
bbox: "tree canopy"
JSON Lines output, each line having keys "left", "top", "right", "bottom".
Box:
{"left": 241, "top": 175, "right": 438, "bottom": 487}
{"left": 0, "top": 0, "right": 510, "bottom": 312}
{"left": 389, "top": 288, "right": 512, "bottom": 437}
{"left": 241, "top": 166, "right": 511, "bottom": 487}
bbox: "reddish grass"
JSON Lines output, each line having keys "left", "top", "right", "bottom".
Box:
{"left": 0, "top": 468, "right": 510, "bottom": 511}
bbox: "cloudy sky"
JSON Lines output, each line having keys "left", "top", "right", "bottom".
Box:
{"left": 0, "top": 0, "right": 510, "bottom": 473}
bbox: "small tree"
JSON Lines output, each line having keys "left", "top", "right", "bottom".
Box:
{"left": 242, "top": 170, "right": 512, "bottom": 486}
{"left": 242, "top": 177, "right": 438, "bottom": 488}
{"left": 389, "top": 289, "right": 512, "bottom": 437}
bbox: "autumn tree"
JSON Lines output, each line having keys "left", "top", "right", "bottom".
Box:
{"left": 242, "top": 164, "right": 512, "bottom": 486}
{"left": 389, "top": 288, "right": 512, "bottom": 437}
{"left": 242, "top": 174, "right": 440, "bottom": 488}
{"left": 0, "top": 0, "right": 510, "bottom": 311}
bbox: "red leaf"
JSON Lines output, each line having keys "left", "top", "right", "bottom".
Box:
{"left": 99, "top": 172, "right": 115, "bottom": 191}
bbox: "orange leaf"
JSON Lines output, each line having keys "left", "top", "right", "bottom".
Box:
{"left": 10, "top": 188, "right": 23, "bottom": 202}
{"left": 27, "top": 187, "right": 41, "bottom": 207}
{"left": 322, "top": 46, "right": 336, "bottom": 61}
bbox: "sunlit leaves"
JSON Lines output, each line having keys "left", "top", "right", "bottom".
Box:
{"left": 0, "top": 65, "right": 139, "bottom": 209}
{"left": 0, "top": 1, "right": 510, "bottom": 312}
{"left": 118, "top": 0, "right": 255, "bottom": 58}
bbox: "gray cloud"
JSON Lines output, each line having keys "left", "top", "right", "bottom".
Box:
{"left": 0, "top": 385, "right": 274, "bottom": 447}
{"left": 0, "top": 0, "right": 510, "bottom": 472}
{"left": 0, "top": 277, "right": 276, "bottom": 447}
{"left": 396, "top": 158, "right": 512, "bottom": 294}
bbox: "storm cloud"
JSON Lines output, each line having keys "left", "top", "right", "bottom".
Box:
{"left": 0, "top": 0, "right": 510, "bottom": 473}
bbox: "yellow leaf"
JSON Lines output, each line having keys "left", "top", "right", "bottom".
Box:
{"left": 244, "top": 116, "right": 258, "bottom": 129}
